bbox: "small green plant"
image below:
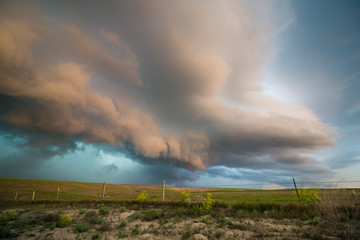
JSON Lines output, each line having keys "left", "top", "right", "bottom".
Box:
{"left": 200, "top": 216, "right": 208, "bottom": 224}
{"left": 118, "top": 206, "right": 126, "bottom": 212}
{"left": 0, "top": 225, "right": 12, "bottom": 238}
{"left": 45, "top": 222, "right": 57, "bottom": 230}
{"left": 74, "top": 222, "right": 90, "bottom": 232}
{"left": 295, "top": 187, "right": 320, "bottom": 203}
{"left": 95, "top": 202, "right": 105, "bottom": 209}
{"left": 37, "top": 204, "right": 45, "bottom": 211}
{"left": 57, "top": 214, "right": 72, "bottom": 227}
{"left": 311, "top": 216, "right": 321, "bottom": 226}
{"left": 118, "top": 233, "right": 128, "bottom": 238}
{"left": 179, "top": 190, "right": 192, "bottom": 202}
{"left": 78, "top": 208, "right": 85, "bottom": 215}
{"left": 98, "top": 223, "right": 111, "bottom": 231}
{"left": 131, "top": 226, "right": 140, "bottom": 235}
{"left": 200, "top": 193, "right": 215, "bottom": 211}
{"left": 215, "top": 229, "right": 223, "bottom": 238}
{"left": 119, "top": 219, "right": 127, "bottom": 228}
{"left": 137, "top": 191, "right": 149, "bottom": 202}
{"left": 127, "top": 212, "right": 142, "bottom": 222}
{"left": 143, "top": 209, "right": 163, "bottom": 221}
{"left": 1, "top": 210, "right": 17, "bottom": 221}
{"left": 92, "top": 233, "right": 101, "bottom": 240}
{"left": 99, "top": 206, "right": 110, "bottom": 215}
{"left": 84, "top": 210, "right": 102, "bottom": 224}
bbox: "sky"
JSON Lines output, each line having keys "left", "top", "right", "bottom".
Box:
{"left": 1, "top": 0, "right": 360, "bottom": 189}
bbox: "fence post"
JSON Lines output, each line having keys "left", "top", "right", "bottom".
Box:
{"left": 32, "top": 191, "right": 35, "bottom": 201}
{"left": 57, "top": 187, "right": 60, "bottom": 200}
{"left": 14, "top": 192, "right": 18, "bottom": 201}
{"left": 102, "top": 182, "right": 106, "bottom": 201}
{"left": 162, "top": 179, "right": 165, "bottom": 201}
{"left": 293, "top": 178, "right": 299, "bottom": 200}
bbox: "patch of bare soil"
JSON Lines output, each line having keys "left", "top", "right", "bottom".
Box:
{"left": 1, "top": 207, "right": 341, "bottom": 240}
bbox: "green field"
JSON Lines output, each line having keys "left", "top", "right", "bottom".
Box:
{"left": 0, "top": 178, "right": 358, "bottom": 203}
{"left": 1, "top": 178, "right": 359, "bottom": 239}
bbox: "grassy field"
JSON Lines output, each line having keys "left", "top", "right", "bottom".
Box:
{"left": 1, "top": 178, "right": 359, "bottom": 239}
{"left": 1, "top": 178, "right": 358, "bottom": 203}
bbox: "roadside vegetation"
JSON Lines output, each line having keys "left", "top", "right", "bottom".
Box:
{"left": 0, "top": 178, "right": 359, "bottom": 239}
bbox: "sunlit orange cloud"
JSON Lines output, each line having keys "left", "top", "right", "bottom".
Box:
{"left": 0, "top": 0, "right": 335, "bottom": 174}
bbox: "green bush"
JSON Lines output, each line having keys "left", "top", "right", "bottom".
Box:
{"left": 295, "top": 188, "right": 320, "bottom": 203}
{"left": 36, "top": 204, "right": 45, "bottom": 211}
{"left": 127, "top": 212, "right": 142, "bottom": 222}
{"left": 179, "top": 190, "right": 192, "bottom": 202}
{"left": 131, "top": 226, "right": 140, "bottom": 236}
{"left": 92, "top": 233, "right": 101, "bottom": 240}
{"left": 84, "top": 210, "right": 103, "bottom": 224}
{"left": 143, "top": 209, "right": 163, "bottom": 221}
{"left": 45, "top": 222, "right": 57, "bottom": 230}
{"left": 74, "top": 222, "right": 90, "bottom": 232}
{"left": 1, "top": 210, "right": 17, "bottom": 221}
{"left": 0, "top": 225, "right": 13, "bottom": 238}
{"left": 137, "top": 191, "right": 149, "bottom": 202}
{"left": 57, "top": 214, "right": 72, "bottom": 227}
{"left": 118, "top": 206, "right": 127, "bottom": 212}
{"left": 118, "top": 233, "right": 128, "bottom": 238}
{"left": 119, "top": 219, "right": 127, "bottom": 228}
{"left": 311, "top": 216, "right": 321, "bottom": 226}
{"left": 200, "top": 193, "right": 215, "bottom": 211}
{"left": 99, "top": 206, "right": 110, "bottom": 215}
{"left": 98, "top": 223, "right": 111, "bottom": 232}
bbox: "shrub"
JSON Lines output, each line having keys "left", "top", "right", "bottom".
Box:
{"left": 45, "top": 222, "right": 57, "bottom": 230}
{"left": 84, "top": 210, "right": 102, "bottom": 224}
{"left": 143, "top": 209, "right": 163, "bottom": 221}
{"left": 127, "top": 212, "right": 142, "bottom": 222}
{"left": 99, "top": 206, "right": 110, "bottom": 215}
{"left": 74, "top": 222, "right": 90, "bottom": 233}
{"left": 118, "top": 206, "right": 127, "bottom": 212}
{"left": 131, "top": 226, "right": 140, "bottom": 235}
{"left": 295, "top": 187, "right": 320, "bottom": 203}
{"left": 0, "top": 226, "right": 12, "bottom": 238}
{"left": 85, "top": 210, "right": 97, "bottom": 219}
{"left": 215, "top": 230, "right": 223, "bottom": 238}
{"left": 179, "top": 191, "right": 192, "bottom": 202}
{"left": 37, "top": 204, "right": 45, "bottom": 211}
{"left": 311, "top": 216, "right": 321, "bottom": 226}
{"left": 57, "top": 214, "right": 72, "bottom": 227}
{"left": 1, "top": 210, "right": 17, "bottom": 221}
{"left": 98, "top": 223, "right": 111, "bottom": 232}
{"left": 43, "top": 213, "right": 59, "bottom": 222}
{"left": 137, "top": 191, "right": 149, "bottom": 202}
{"left": 92, "top": 233, "right": 101, "bottom": 240}
{"left": 118, "top": 233, "right": 128, "bottom": 238}
{"left": 119, "top": 219, "right": 127, "bottom": 228}
{"left": 200, "top": 193, "right": 215, "bottom": 211}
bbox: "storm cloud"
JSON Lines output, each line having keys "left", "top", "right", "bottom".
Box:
{"left": 0, "top": 0, "right": 336, "bottom": 182}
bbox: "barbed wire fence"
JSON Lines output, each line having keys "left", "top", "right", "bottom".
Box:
{"left": 1, "top": 179, "right": 359, "bottom": 202}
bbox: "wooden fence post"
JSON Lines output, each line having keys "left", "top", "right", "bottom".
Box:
{"left": 14, "top": 192, "right": 18, "bottom": 201}
{"left": 102, "top": 182, "right": 106, "bottom": 201}
{"left": 57, "top": 187, "right": 60, "bottom": 200}
{"left": 162, "top": 179, "right": 165, "bottom": 201}
{"left": 32, "top": 191, "right": 35, "bottom": 201}
{"left": 293, "top": 178, "right": 299, "bottom": 200}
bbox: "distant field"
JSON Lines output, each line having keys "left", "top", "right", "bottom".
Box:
{"left": 1, "top": 178, "right": 360, "bottom": 239}
{"left": 0, "top": 178, "right": 358, "bottom": 203}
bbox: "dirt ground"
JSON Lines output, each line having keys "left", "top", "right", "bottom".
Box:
{"left": 1, "top": 205, "right": 341, "bottom": 240}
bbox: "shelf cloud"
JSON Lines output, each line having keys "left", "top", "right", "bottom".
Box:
{"left": 0, "top": 0, "right": 336, "bottom": 181}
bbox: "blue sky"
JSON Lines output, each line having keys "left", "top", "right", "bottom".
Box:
{"left": 0, "top": 0, "right": 359, "bottom": 189}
